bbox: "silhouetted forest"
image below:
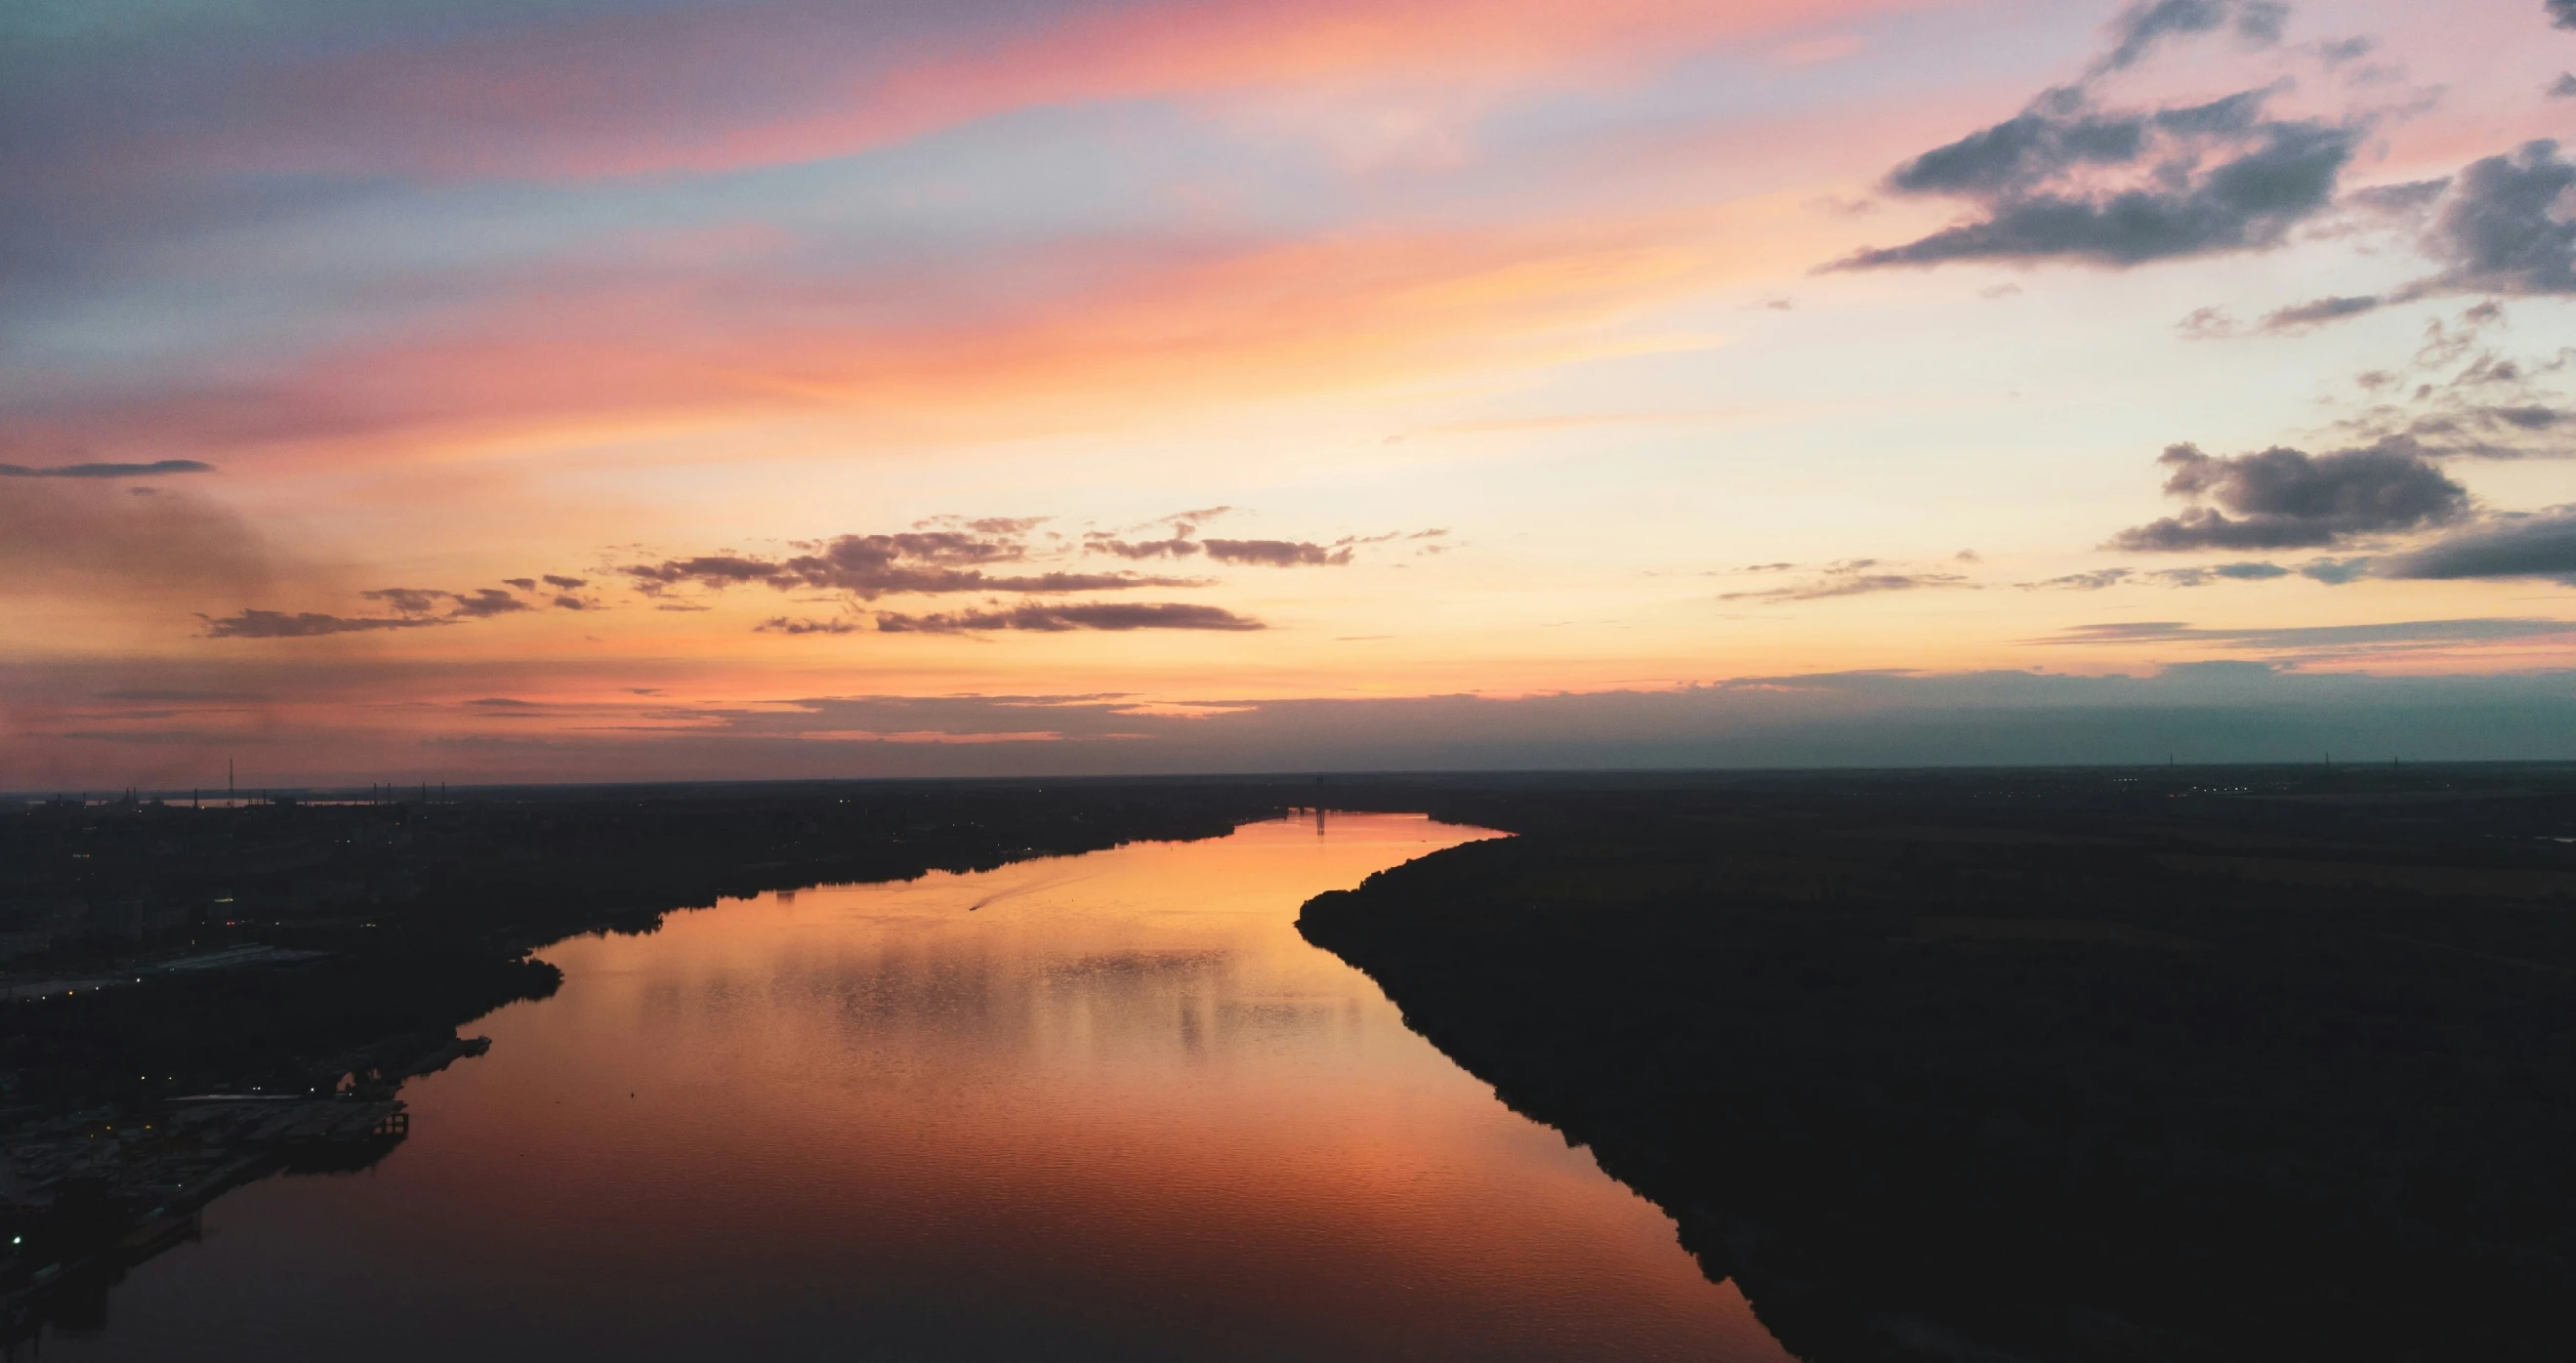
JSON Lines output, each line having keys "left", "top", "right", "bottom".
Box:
{"left": 1302, "top": 765, "right": 2576, "bottom": 1362}
{"left": 2, "top": 779, "right": 1321, "bottom": 1332}
{"left": 2, "top": 780, "right": 1305, "bottom": 1108}
{"left": 16, "top": 766, "right": 2576, "bottom": 1359}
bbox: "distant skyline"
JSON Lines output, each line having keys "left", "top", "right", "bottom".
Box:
{"left": 6, "top": 0, "right": 2575, "bottom": 784}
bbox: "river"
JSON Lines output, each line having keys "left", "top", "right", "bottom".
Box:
{"left": 49, "top": 812, "right": 1793, "bottom": 1361}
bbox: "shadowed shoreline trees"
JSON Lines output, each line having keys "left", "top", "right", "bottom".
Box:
{"left": 1300, "top": 766, "right": 2576, "bottom": 1362}
{"left": 2, "top": 780, "right": 1313, "bottom": 1109}
{"left": 14, "top": 766, "right": 2576, "bottom": 1358}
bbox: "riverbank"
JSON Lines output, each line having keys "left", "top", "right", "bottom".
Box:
{"left": 13, "top": 810, "right": 1769, "bottom": 1363}
{"left": 0, "top": 780, "right": 1310, "bottom": 1339}
{"left": 1300, "top": 766, "right": 2576, "bottom": 1362}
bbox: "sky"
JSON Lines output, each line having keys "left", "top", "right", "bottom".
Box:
{"left": 6, "top": 0, "right": 2576, "bottom": 787}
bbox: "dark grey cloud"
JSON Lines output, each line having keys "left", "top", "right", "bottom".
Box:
{"left": 199, "top": 609, "right": 451, "bottom": 640}
{"left": 1202, "top": 538, "right": 1350, "bottom": 567}
{"left": 2038, "top": 617, "right": 2576, "bottom": 652}
{"left": 2553, "top": 0, "right": 2576, "bottom": 30}
{"left": 2364, "top": 407, "right": 2576, "bottom": 461}
{"left": 625, "top": 529, "right": 1197, "bottom": 599}
{"left": 360, "top": 587, "right": 447, "bottom": 615}
{"left": 1832, "top": 85, "right": 2359, "bottom": 270}
{"left": 0, "top": 459, "right": 215, "bottom": 478}
{"left": 531, "top": 573, "right": 598, "bottom": 610}
{"left": 2213, "top": 146, "right": 2576, "bottom": 327}
{"left": 449, "top": 588, "right": 532, "bottom": 618}
{"left": 2380, "top": 507, "right": 2576, "bottom": 584}
{"left": 2019, "top": 568, "right": 2135, "bottom": 591}
{"left": 756, "top": 616, "right": 859, "bottom": 636}
{"left": 1087, "top": 535, "right": 1202, "bottom": 559}
{"left": 624, "top": 554, "right": 777, "bottom": 588}
{"left": 2418, "top": 141, "right": 2576, "bottom": 297}
{"left": 1086, "top": 518, "right": 1368, "bottom": 567}
{"left": 2262, "top": 294, "right": 2384, "bottom": 330}
{"left": 909, "top": 516, "right": 1050, "bottom": 536}
{"left": 875, "top": 603, "right": 1264, "bottom": 634}
{"left": 1722, "top": 559, "right": 1977, "bottom": 602}
{"left": 2314, "top": 307, "right": 2576, "bottom": 460}
{"left": 363, "top": 586, "right": 535, "bottom": 619}
{"left": 2151, "top": 560, "right": 2292, "bottom": 585}
{"left": 2300, "top": 556, "right": 2375, "bottom": 583}
{"left": 1827, "top": 2, "right": 2368, "bottom": 273}
{"left": 2347, "top": 179, "right": 2450, "bottom": 218}
{"left": 2550, "top": 73, "right": 2576, "bottom": 99}
{"left": 2092, "top": 0, "right": 2286, "bottom": 76}
{"left": 207, "top": 582, "right": 543, "bottom": 639}
{"left": 2021, "top": 561, "right": 2306, "bottom": 589}
{"left": 1083, "top": 508, "right": 1235, "bottom": 554}
{"left": 2177, "top": 293, "right": 2390, "bottom": 336}
{"left": 2109, "top": 441, "right": 2471, "bottom": 550}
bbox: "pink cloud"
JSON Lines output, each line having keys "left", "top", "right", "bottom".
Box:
{"left": 33, "top": 210, "right": 1753, "bottom": 467}
{"left": 145, "top": 0, "right": 1945, "bottom": 182}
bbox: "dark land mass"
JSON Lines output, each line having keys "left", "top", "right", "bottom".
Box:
{"left": 13, "top": 766, "right": 2576, "bottom": 1360}
{"left": 0, "top": 779, "right": 1305, "bottom": 1337}
{"left": 1298, "top": 764, "right": 2576, "bottom": 1362}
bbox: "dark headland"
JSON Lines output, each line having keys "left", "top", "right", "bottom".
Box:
{"left": 1301, "top": 765, "right": 2576, "bottom": 1362}
{"left": 9, "top": 766, "right": 2576, "bottom": 1360}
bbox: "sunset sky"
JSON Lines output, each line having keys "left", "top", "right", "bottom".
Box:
{"left": 7, "top": 0, "right": 2576, "bottom": 786}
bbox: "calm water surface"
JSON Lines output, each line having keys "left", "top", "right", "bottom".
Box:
{"left": 57, "top": 813, "right": 1792, "bottom": 1361}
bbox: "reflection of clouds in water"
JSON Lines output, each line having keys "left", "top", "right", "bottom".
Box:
{"left": 1044, "top": 948, "right": 1229, "bottom": 982}
{"left": 636, "top": 968, "right": 768, "bottom": 1026}
{"left": 807, "top": 940, "right": 1008, "bottom": 1042}
{"left": 610, "top": 816, "right": 1479, "bottom": 1073}
{"left": 123, "top": 813, "right": 1784, "bottom": 1363}
{"left": 717, "top": 933, "right": 1266, "bottom": 1064}
{"left": 677, "top": 903, "right": 1359, "bottom": 1067}
{"left": 626, "top": 938, "right": 1019, "bottom": 1050}
{"left": 1033, "top": 947, "right": 1250, "bottom": 1056}
{"left": 1216, "top": 998, "right": 1341, "bottom": 1042}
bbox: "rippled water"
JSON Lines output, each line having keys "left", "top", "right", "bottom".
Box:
{"left": 52, "top": 813, "right": 1792, "bottom": 1361}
